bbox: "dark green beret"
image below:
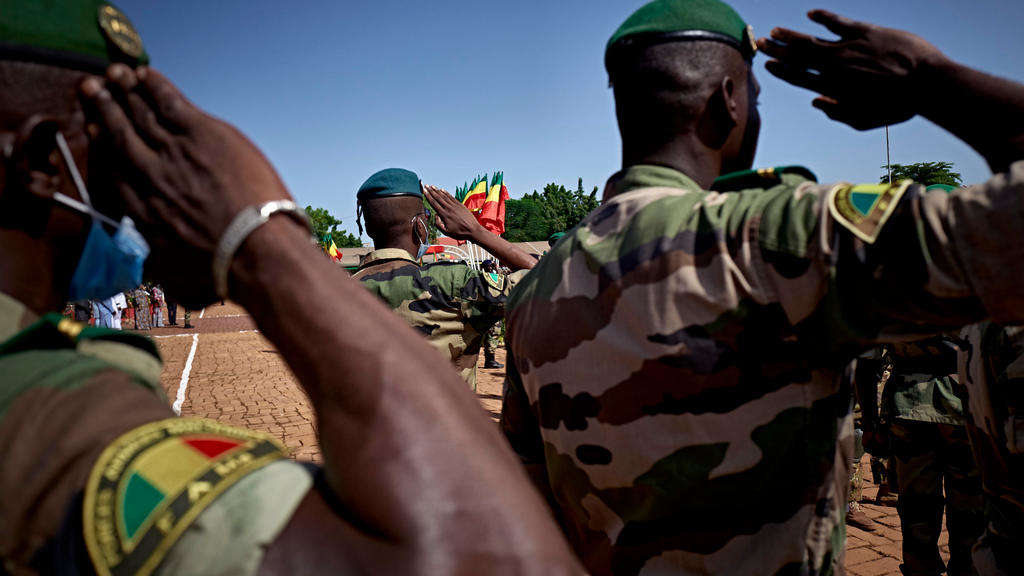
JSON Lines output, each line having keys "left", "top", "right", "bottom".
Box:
{"left": 547, "top": 232, "right": 565, "bottom": 247}
{"left": 0, "top": 0, "right": 148, "bottom": 73}
{"left": 606, "top": 0, "right": 756, "bottom": 72}
{"left": 713, "top": 165, "right": 818, "bottom": 192}
{"left": 925, "top": 183, "right": 956, "bottom": 193}
{"left": 357, "top": 168, "right": 422, "bottom": 202}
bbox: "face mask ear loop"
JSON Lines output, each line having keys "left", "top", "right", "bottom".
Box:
{"left": 55, "top": 132, "right": 91, "bottom": 207}
{"left": 51, "top": 131, "right": 119, "bottom": 228}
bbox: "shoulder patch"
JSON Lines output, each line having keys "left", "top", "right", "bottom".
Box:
{"left": 483, "top": 272, "right": 506, "bottom": 292}
{"left": 83, "top": 418, "right": 287, "bottom": 576}
{"left": 829, "top": 180, "right": 912, "bottom": 244}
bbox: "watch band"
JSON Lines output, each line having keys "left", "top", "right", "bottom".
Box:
{"left": 212, "top": 200, "right": 311, "bottom": 299}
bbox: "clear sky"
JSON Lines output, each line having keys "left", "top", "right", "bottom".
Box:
{"left": 120, "top": 0, "right": 1024, "bottom": 241}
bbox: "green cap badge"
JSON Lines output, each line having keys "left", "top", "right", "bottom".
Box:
{"left": 606, "top": 0, "right": 755, "bottom": 72}
{"left": 0, "top": 0, "right": 148, "bottom": 72}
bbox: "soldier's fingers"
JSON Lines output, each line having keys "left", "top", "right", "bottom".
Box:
{"left": 763, "top": 61, "right": 828, "bottom": 94}
{"left": 79, "top": 76, "right": 160, "bottom": 168}
{"left": 106, "top": 65, "right": 173, "bottom": 148}
{"left": 134, "top": 67, "right": 199, "bottom": 132}
{"left": 810, "top": 97, "right": 871, "bottom": 130}
{"left": 808, "top": 9, "right": 868, "bottom": 38}
{"left": 116, "top": 180, "right": 152, "bottom": 226}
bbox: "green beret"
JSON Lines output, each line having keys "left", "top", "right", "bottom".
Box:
{"left": 606, "top": 0, "right": 756, "bottom": 71}
{"left": 713, "top": 165, "right": 818, "bottom": 192}
{"left": 0, "top": 0, "right": 148, "bottom": 73}
{"left": 547, "top": 232, "right": 565, "bottom": 246}
{"left": 357, "top": 168, "right": 422, "bottom": 202}
{"left": 925, "top": 183, "right": 957, "bottom": 193}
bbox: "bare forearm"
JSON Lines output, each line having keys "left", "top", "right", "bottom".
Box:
{"left": 472, "top": 229, "right": 536, "bottom": 271}
{"left": 228, "top": 219, "right": 558, "bottom": 548}
{"left": 920, "top": 56, "right": 1024, "bottom": 173}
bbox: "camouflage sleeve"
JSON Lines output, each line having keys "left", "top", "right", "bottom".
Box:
{"left": 757, "top": 160, "right": 1024, "bottom": 354}
{"left": 458, "top": 268, "right": 529, "bottom": 323}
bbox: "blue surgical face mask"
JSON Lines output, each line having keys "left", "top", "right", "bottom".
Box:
{"left": 53, "top": 132, "right": 150, "bottom": 301}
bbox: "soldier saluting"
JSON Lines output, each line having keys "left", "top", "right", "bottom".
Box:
{"left": 500, "top": 0, "right": 1024, "bottom": 574}
{"left": 0, "top": 2, "right": 582, "bottom": 574}
{"left": 352, "top": 169, "right": 534, "bottom": 389}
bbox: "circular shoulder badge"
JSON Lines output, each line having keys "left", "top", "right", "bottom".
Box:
{"left": 83, "top": 418, "right": 287, "bottom": 576}
{"left": 98, "top": 4, "right": 144, "bottom": 59}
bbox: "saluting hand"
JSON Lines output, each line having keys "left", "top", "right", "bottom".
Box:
{"left": 758, "top": 10, "right": 946, "bottom": 130}
{"left": 422, "top": 183, "right": 485, "bottom": 241}
{"left": 79, "top": 64, "right": 295, "bottom": 308}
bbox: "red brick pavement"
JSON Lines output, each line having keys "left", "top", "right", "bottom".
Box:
{"left": 152, "top": 304, "right": 957, "bottom": 575}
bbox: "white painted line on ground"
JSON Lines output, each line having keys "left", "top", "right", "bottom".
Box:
{"left": 152, "top": 329, "right": 259, "bottom": 339}
{"left": 199, "top": 307, "right": 206, "bottom": 319}
{"left": 202, "top": 314, "right": 246, "bottom": 318}
{"left": 173, "top": 334, "right": 199, "bottom": 415}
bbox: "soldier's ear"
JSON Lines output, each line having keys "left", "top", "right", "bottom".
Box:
{"left": 699, "top": 75, "right": 741, "bottom": 150}
{"left": 0, "top": 116, "right": 63, "bottom": 235}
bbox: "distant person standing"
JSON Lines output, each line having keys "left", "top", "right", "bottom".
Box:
{"left": 164, "top": 291, "right": 178, "bottom": 326}
{"left": 133, "top": 286, "right": 151, "bottom": 330}
{"left": 112, "top": 292, "right": 127, "bottom": 329}
{"left": 152, "top": 285, "right": 165, "bottom": 327}
{"left": 92, "top": 297, "right": 117, "bottom": 328}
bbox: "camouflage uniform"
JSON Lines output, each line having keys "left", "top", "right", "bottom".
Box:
{"left": 959, "top": 323, "right": 1024, "bottom": 575}
{"left": 484, "top": 322, "right": 503, "bottom": 359}
{"left": 0, "top": 291, "right": 311, "bottom": 575}
{"left": 501, "top": 162, "right": 1024, "bottom": 575}
{"left": 882, "top": 337, "right": 982, "bottom": 576}
{"left": 353, "top": 248, "right": 525, "bottom": 390}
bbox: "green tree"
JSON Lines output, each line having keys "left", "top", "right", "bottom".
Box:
{"left": 880, "top": 161, "right": 963, "bottom": 187}
{"left": 305, "top": 205, "right": 363, "bottom": 248}
{"left": 503, "top": 178, "right": 599, "bottom": 242}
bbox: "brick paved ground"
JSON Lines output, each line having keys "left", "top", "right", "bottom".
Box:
{"left": 149, "top": 304, "right": 954, "bottom": 574}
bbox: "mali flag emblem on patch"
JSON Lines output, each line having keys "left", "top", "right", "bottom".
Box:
{"left": 828, "top": 180, "right": 912, "bottom": 244}
{"left": 83, "top": 418, "right": 287, "bottom": 576}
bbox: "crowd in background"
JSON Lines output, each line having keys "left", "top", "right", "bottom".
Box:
{"left": 64, "top": 284, "right": 179, "bottom": 331}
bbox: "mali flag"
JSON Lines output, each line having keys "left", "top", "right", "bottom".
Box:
{"left": 120, "top": 435, "right": 249, "bottom": 542}
{"left": 328, "top": 240, "right": 342, "bottom": 261}
{"left": 478, "top": 171, "right": 509, "bottom": 235}
{"left": 459, "top": 175, "right": 489, "bottom": 214}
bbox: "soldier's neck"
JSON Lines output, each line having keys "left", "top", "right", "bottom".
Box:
{"left": 621, "top": 140, "right": 721, "bottom": 190}
{"left": 375, "top": 234, "right": 419, "bottom": 259}
{"left": 0, "top": 230, "right": 68, "bottom": 315}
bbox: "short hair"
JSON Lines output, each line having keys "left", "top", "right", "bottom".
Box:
{"left": 360, "top": 195, "right": 426, "bottom": 244}
{"left": 0, "top": 61, "right": 84, "bottom": 129}
{"left": 609, "top": 40, "right": 746, "bottom": 144}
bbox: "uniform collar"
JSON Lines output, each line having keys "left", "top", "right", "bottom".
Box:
{"left": 359, "top": 248, "right": 418, "bottom": 268}
{"left": 0, "top": 291, "right": 37, "bottom": 344}
{"left": 603, "top": 164, "right": 703, "bottom": 201}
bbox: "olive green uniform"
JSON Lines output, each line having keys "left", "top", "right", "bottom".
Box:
{"left": 880, "top": 337, "right": 983, "bottom": 576}
{"left": 0, "top": 292, "right": 311, "bottom": 575}
{"left": 353, "top": 248, "right": 524, "bottom": 390}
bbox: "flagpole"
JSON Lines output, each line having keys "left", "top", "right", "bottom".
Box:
{"left": 885, "top": 125, "right": 892, "bottom": 184}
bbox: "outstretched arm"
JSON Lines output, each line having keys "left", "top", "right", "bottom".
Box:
{"left": 759, "top": 9, "right": 1024, "bottom": 172}
{"left": 80, "top": 65, "right": 578, "bottom": 573}
{"left": 422, "top": 184, "right": 537, "bottom": 271}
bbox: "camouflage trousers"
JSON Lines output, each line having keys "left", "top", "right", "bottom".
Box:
{"left": 891, "top": 421, "right": 983, "bottom": 576}
{"left": 184, "top": 309, "right": 191, "bottom": 326}
{"left": 849, "top": 427, "right": 865, "bottom": 511}
{"left": 483, "top": 322, "right": 502, "bottom": 355}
